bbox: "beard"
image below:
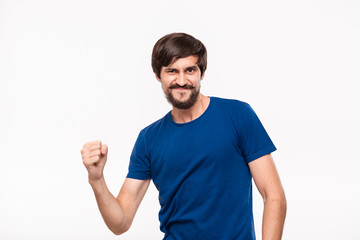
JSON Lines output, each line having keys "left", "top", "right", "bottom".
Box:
{"left": 165, "top": 84, "right": 200, "bottom": 109}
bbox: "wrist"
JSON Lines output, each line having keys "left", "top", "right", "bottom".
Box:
{"left": 88, "top": 175, "right": 106, "bottom": 189}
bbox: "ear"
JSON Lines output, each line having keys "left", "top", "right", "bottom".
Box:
{"left": 200, "top": 72, "right": 205, "bottom": 80}
{"left": 155, "top": 73, "right": 161, "bottom": 82}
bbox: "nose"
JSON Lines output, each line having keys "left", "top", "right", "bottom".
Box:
{"left": 176, "top": 72, "right": 186, "bottom": 86}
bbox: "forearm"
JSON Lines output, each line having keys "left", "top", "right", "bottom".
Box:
{"left": 262, "top": 194, "right": 287, "bottom": 240}
{"left": 90, "top": 177, "right": 129, "bottom": 235}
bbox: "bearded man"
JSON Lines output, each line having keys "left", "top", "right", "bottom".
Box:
{"left": 81, "top": 32, "right": 287, "bottom": 240}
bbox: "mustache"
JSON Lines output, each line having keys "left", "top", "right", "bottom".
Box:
{"left": 169, "top": 84, "right": 195, "bottom": 89}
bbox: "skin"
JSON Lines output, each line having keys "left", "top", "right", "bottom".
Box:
{"left": 155, "top": 55, "right": 210, "bottom": 123}
{"left": 249, "top": 154, "right": 287, "bottom": 239}
{"left": 81, "top": 55, "right": 286, "bottom": 238}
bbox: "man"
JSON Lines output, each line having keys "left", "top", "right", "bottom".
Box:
{"left": 81, "top": 33, "right": 286, "bottom": 239}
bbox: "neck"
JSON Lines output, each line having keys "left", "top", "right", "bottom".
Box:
{"left": 171, "top": 93, "right": 210, "bottom": 124}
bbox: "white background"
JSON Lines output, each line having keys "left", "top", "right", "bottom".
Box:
{"left": 1, "top": 0, "right": 359, "bottom": 239}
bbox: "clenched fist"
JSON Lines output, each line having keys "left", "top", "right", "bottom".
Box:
{"left": 81, "top": 140, "right": 108, "bottom": 182}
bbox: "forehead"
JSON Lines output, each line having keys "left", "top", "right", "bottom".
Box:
{"left": 165, "top": 55, "right": 199, "bottom": 69}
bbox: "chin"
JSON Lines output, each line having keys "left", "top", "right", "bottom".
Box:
{"left": 166, "top": 87, "right": 200, "bottom": 109}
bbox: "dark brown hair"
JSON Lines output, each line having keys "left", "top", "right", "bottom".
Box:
{"left": 151, "top": 33, "right": 207, "bottom": 78}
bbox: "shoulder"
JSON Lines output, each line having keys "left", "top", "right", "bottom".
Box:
{"left": 211, "top": 96, "right": 252, "bottom": 113}
{"left": 139, "top": 111, "right": 171, "bottom": 137}
{"left": 210, "top": 96, "right": 259, "bottom": 128}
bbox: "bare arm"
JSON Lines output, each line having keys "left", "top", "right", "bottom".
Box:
{"left": 249, "top": 154, "right": 287, "bottom": 240}
{"left": 89, "top": 177, "right": 150, "bottom": 235}
{"left": 81, "top": 141, "right": 150, "bottom": 235}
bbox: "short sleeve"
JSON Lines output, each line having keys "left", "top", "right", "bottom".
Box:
{"left": 126, "top": 131, "right": 152, "bottom": 180}
{"left": 237, "top": 103, "right": 277, "bottom": 163}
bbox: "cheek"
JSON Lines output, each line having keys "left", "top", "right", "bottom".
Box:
{"left": 161, "top": 81, "right": 171, "bottom": 93}
{"left": 189, "top": 75, "right": 201, "bottom": 86}
{"left": 162, "top": 76, "right": 176, "bottom": 87}
{"left": 162, "top": 83, "right": 168, "bottom": 92}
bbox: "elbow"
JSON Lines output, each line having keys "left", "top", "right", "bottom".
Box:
{"left": 264, "top": 191, "right": 287, "bottom": 211}
{"left": 111, "top": 225, "right": 130, "bottom": 235}
{"left": 279, "top": 191, "right": 287, "bottom": 211}
{"left": 112, "top": 230, "right": 126, "bottom": 236}
{"left": 110, "top": 222, "right": 131, "bottom": 235}
{"left": 275, "top": 195, "right": 287, "bottom": 214}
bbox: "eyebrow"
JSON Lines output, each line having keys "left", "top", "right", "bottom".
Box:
{"left": 186, "top": 66, "right": 198, "bottom": 71}
{"left": 164, "top": 67, "right": 177, "bottom": 71}
{"left": 164, "top": 65, "right": 198, "bottom": 71}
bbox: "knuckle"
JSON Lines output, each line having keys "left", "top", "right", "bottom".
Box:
{"left": 82, "top": 159, "right": 89, "bottom": 166}
{"left": 83, "top": 140, "right": 100, "bottom": 149}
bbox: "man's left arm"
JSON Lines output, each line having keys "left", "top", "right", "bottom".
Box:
{"left": 249, "top": 153, "right": 287, "bottom": 240}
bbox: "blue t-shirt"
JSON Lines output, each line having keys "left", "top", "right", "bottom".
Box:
{"left": 127, "top": 97, "right": 276, "bottom": 240}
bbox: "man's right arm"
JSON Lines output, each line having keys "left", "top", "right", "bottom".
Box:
{"left": 81, "top": 140, "right": 150, "bottom": 235}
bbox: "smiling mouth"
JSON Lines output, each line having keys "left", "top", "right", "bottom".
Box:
{"left": 173, "top": 88, "right": 189, "bottom": 91}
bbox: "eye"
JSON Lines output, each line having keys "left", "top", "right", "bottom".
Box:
{"left": 166, "top": 69, "right": 177, "bottom": 74}
{"left": 186, "top": 67, "right": 197, "bottom": 73}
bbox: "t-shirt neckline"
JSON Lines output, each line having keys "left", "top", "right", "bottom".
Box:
{"left": 166, "top": 96, "right": 214, "bottom": 127}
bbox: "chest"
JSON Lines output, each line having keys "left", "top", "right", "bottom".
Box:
{"left": 148, "top": 119, "right": 248, "bottom": 188}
